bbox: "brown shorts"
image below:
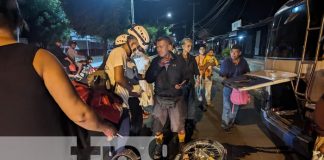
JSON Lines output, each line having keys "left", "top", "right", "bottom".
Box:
{"left": 152, "top": 96, "right": 186, "bottom": 133}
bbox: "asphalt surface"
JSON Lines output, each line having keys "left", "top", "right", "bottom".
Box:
{"left": 192, "top": 74, "right": 305, "bottom": 160}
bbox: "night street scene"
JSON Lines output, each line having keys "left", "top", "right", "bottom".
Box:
{"left": 0, "top": 0, "right": 324, "bottom": 159}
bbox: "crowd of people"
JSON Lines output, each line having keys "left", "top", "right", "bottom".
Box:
{"left": 0, "top": 0, "right": 252, "bottom": 158}
{"left": 3, "top": 0, "right": 324, "bottom": 159}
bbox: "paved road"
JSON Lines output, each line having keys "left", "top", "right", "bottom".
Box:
{"left": 193, "top": 75, "right": 304, "bottom": 160}
{"left": 92, "top": 56, "right": 305, "bottom": 159}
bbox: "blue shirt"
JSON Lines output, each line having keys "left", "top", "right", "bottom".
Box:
{"left": 220, "top": 57, "right": 250, "bottom": 78}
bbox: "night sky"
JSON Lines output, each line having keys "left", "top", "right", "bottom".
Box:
{"left": 134, "top": 0, "right": 288, "bottom": 40}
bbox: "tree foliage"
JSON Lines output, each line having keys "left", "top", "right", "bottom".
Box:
{"left": 19, "top": 0, "right": 69, "bottom": 46}
{"left": 222, "top": 47, "right": 230, "bottom": 57}
{"left": 143, "top": 24, "right": 173, "bottom": 42}
{"left": 61, "top": 0, "right": 130, "bottom": 40}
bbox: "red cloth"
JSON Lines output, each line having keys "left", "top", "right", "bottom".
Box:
{"left": 72, "top": 81, "right": 122, "bottom": 124}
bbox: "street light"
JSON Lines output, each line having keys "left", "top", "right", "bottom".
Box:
{"left": 167, "top": 12, "right": 172, "bottom": 18}
{"left": 156, "top": 12, "right": 172, "bottom": 24}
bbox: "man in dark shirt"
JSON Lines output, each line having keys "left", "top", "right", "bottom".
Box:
{"left": 145, "top": 36, "right": 187, "bottom": 159}
{"left": 219, "top": 44, "right": 250, "bottom": 132}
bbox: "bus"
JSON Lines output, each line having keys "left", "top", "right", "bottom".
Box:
{"left": 224, "top": 0, "right": 323, "bottom": 158}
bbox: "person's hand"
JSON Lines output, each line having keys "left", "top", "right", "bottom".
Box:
{"left": 102, "top": 123, "right": 117, "bottom": 141}
{"left": 175, "top": 80, "right": 186, "bottom": 90}
{"left": 175, "top": 84, "right": 182, "bottom": 90}
{"left": 159, "top": 57, "right": 170, "bottom": 68}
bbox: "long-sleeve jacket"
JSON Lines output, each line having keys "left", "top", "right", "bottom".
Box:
{"left": 181, "top": 54, "right": 199, "bottom": 86}
{"left": 219, "top": 57, "right": 250, "bottom": 78}
{"left": 145, "top": 53, "right": 186, "bottom": 97}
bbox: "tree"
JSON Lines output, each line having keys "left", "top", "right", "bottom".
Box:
{"left": 61, "top": 0, "right": 130, "bottom": 51}
{"left": 143, "top": 24, "right": 174, "bottom": 42}
{"left": 144, "top": 24, "right": 159, "bottom": 41}
{"left": 222, "top": 47, "right": 230, "bottom": 58}
{"left": 19, "top": 0, "right": 69, "bottom": 47}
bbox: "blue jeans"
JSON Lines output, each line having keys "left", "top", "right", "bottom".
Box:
{"left": 221, "top": 87, "right": 239, "bottom": 128}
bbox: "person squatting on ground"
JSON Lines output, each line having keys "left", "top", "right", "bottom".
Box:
{"left": 0, "top": 0, "right": 116, "bottom": 138}
{"left": 105, "top": 25, "right": 150, "bottom": 136}
{"left": 179, "top": 38, "right": 200, "bottom": 143}
{"left": 219, "top": 44, "right": 250, "bottom": 132}
{"left": 145, "top": 36, "right": 187, "bottom": 159}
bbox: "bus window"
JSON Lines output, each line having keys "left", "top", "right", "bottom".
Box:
{"left": 267, "top": 4, "right": 316, "bottom": 59}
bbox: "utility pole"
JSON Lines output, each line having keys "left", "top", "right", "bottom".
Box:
{"left": 86, "top": 36, "right": 90, "bottom": 56}
{"left": 131, "top": 0, "right": 135, "bottom": 24}
{"left": 189, "top": 0, "right": 200, "bottom": 47}
{"left": 16, "top": 28, "right": 20, "bottom": 42}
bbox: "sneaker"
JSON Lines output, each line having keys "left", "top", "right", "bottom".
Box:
{"left": 221, "top": 121, "right": 232, "bottom": 133}
{"left": 153, "top": 143, "right": 162, "bottom": 160}
{"left": 221, "top": 121, "right": 227, "bottom": 129}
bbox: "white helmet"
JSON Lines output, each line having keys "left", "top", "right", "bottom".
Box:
{"left": 115, "top": 34, "right": 129, "bottom": 46}
{"left": 128, "top": 25, "right": 150, "bottom": 51}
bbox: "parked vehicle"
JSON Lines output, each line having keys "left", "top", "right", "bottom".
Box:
{"left": 224, "top": 0, "right": 323, "bottom": 158}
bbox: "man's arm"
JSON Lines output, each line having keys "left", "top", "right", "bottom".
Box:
{"left": 213, "top": 57, "right": 219, "bottom": 66}
{"left": 34, "top": 49, "right": 116, "bottom": 135}
{"left": 175, "top": 58, "right": 188, "bottom": 89}
{"left": 219, "top": 58, "right": 228, "bottom": 78}
{"left": 181, "top": 57, "right": 189, "bottom": 83}
{"left": 193, "top": 57, "right": 200, "bottom": 76}
{"left": 145, "top": 58, "right": 163, "bottom": 83}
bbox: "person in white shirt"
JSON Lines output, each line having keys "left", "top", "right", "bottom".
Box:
{"left": 105, "top": 25, "right": 150, "bottom": 136}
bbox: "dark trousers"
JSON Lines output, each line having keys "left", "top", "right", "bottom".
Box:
{"left": 128, "top": 97, "right": 143, "bottom": 136}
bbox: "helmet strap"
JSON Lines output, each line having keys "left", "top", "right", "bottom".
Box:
{"left": 127, "top": 40, "right": 133, "bottom": 55}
